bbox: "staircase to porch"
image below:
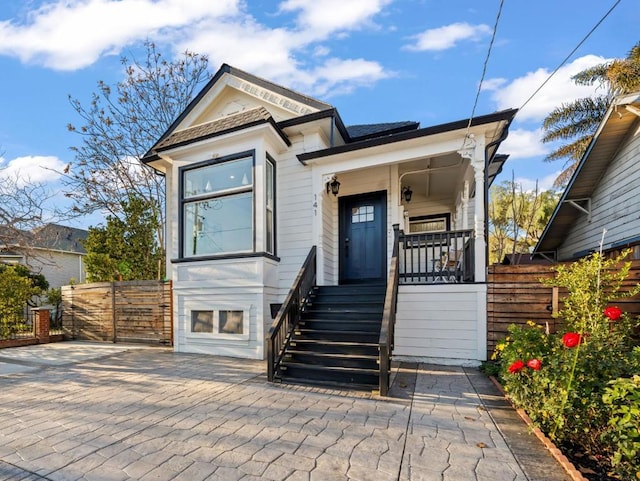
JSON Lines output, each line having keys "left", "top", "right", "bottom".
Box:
{"left": 274, "top": 284, "right": 386, "bottom": 389}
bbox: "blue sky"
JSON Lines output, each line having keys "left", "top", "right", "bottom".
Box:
{"left": 0, "top": 0, "right": 638, "bottom": 229}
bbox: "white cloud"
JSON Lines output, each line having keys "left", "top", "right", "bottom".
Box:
{"left": 0, "top": 0, "right": 393, "bottom": 97}
{"left": 0, "top": 155, "right": 65, "bottom": 187}
{"left": 279, "top": 0, "right": 393, "bottom": 35}
{"left": 514, "top": 171, "right": 561, "bottom": 193}
{"left": 404, "top": 22, "right": 492, "bottom": 52}
{"left": 485, "top": 55, "right": 610, "bottom": 121}
{"left": 306, "top": 58, "right": 392, "bottom": 97}
{"left": 0, "top": 0, "right": 240, "bottom": 70}
{"left": 500, "top": 128, "right": 550, "bottom": 160}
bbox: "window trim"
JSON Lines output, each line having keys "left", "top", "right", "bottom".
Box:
{"left": 179, "top": 151, "right": 256, "bottom": 259}
{"left": 408, "top": 213, "right": 451, "bottom": 233}
{"left": 187, "top": 307, "right": 250, "bottom": 340}
{"left": 265, "top": 153, "right": 277, "bottom": 256}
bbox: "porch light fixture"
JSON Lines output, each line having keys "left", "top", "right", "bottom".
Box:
{"left": 402, "top": 186, "right": 413, "bottom": 203}
{"left": 326, "top": 176, "right": 340, "bottom": 196}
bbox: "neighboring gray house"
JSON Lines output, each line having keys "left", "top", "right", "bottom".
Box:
{"left": 535, "top": 91, "right": 640, "bottom": 260}
{"left": 0, "top": 223, "right": 87, "bottom": 288}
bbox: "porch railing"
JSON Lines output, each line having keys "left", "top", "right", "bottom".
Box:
{"left": 267, "top": 246, "right": 317, "bottom": 382}
{"left": 379, "top": 225, "right": 400, "bottom": 396}
{"left": 399, "top": 229, "right": 475, "bottom": 284}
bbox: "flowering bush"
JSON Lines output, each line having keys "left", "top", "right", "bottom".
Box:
{"left": 494, "top": 251, "right": 640, "bottom": 479}
{"left": 561, "top": 332, "right": 581, "bottom": 348}
{"left": 603, "top": 305, "right": 622, "bottom": 321}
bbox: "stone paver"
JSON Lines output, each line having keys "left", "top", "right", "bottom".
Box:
{"left": 0, "top": 344, "right": 570, "bottom": 480}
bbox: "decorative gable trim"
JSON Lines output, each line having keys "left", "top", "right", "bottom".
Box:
{"left": 143, "top": 64, "right": 329, "bottom": 163}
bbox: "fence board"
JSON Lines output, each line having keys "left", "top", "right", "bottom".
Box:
{"left": 487, "top": 260, "right": 640, "bottom": 359}
{"left": 61, "top": 280, "right": 172, "bottom": 345}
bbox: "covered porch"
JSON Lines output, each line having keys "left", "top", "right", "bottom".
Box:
{"left": 309, "top": 138, "right": 490, "bottom": 287}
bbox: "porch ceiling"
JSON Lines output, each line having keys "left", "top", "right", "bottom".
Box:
{"left": 399, "top": 153, "right": 464, "bottom": 201}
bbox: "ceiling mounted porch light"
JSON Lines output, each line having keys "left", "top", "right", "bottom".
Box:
{"left": 402, "top": 186, "right": 413, "bottom": 203}
{"left": 326, "top": 176, "right": 340, "bottom": 196}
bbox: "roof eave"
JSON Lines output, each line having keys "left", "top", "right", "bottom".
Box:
{"left": 534, "top": 92, "right": 640, "bottom": 254}
{"left": 297, "top": 108, "right": 518, "bottom": 164}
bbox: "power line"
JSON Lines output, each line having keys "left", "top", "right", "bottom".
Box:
{"left": 463, "top": 0, "right": 505, "bottom": 141}
{"left": 518, "top": 0, "right": 623, "bottom": 113}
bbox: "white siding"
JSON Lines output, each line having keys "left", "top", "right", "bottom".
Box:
{"left": 394, "top": 283, "right": 487, "bottom": 365}
{"left": 28, "top": 250, "right": 86, "bottom": 288}
{"left": 276, "top": 135, "right": 315, "bottom": 294}
{"left": 174, "top": 257, "right": 276, "bottom": 359}
{"left": 558, "top": 133, "right": 640, "bottom": 259}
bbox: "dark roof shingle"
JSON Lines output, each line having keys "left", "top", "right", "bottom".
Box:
{"left": 155, "top": 107, "right": 277, "bottom": 152}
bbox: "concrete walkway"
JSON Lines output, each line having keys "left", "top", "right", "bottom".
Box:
{"left": 0, "top": 343, "right": 570, "bottom": 481}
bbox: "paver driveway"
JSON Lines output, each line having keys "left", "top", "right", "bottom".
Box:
{"left": 0, "top": 343, "right": 567, "bottom": 481}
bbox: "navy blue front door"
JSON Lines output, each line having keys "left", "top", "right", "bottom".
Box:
{"left": 339, "top": 192, "right": 387, "bottom": 283}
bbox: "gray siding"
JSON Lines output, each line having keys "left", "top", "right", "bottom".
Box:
{"left": 558, "top": 133, "right": 640, "bottom": 259}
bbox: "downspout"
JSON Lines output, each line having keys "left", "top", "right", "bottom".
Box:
{"left": 484, "top": 124, "right": 510, "bottom": 269}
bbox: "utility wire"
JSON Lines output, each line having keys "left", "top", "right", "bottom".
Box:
{"left": 518, "top": 0, "right": 623, "bottom": 113}
{"left": 463, "top": 0, "right": 505, "bottom": 142}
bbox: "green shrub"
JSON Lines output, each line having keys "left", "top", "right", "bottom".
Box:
{"left": 0, "top": 265, "right": 43, "bottom": 338}
{"left": 602, "top": 370, "right": 640, "bottom": 479}
{"left": 493, "top": 251, "right": 640, "bottom": 478}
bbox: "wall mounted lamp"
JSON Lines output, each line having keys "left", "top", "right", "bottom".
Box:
{"left": 326, "top": 176, "right": 340, "bottom": 196}
{"left": 402, "top": 186, "right": 413, "bottom": 203}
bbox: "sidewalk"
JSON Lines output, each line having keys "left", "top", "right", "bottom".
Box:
{"left": 0, "top": 343, "right": 570, "bottom": 480}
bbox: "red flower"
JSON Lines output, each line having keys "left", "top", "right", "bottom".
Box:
{"left": 603, "top": 306, "right": 622, "bottom": 321}
{"left": 562, "top": 332, "right": 581, "bottom": 348}
{"left": 527, "top": 358, "right": 542, "bottom": 370}
{"left": 508, "top": 360, "right": 525, "bottom": 373}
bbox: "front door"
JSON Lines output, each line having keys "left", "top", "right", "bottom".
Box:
{"left": 339, "top": 191, "right": 387, "bottom": 283}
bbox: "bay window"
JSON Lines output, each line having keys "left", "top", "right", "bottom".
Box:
{"left": 182, "top": 154, "right": 254, "bottom": 257}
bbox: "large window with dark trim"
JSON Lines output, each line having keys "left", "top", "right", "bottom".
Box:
{"left": 182, "top": 155, "right": 254, "bottom": 257}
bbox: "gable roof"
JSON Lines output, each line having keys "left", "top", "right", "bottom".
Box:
{"left": 534, "top": 91, "right": 640, "bottom": 255}
{"left": 142, "top": 64, "right": 330, "bottom": 163}
{"left": 31, "top": 224, "right": 88, "bottom": 253}
{"left": 153, "top": 106, "right": 290, "bottom": 153}
{"left": 0, "top": 223, "right": 87, "bottom": 254}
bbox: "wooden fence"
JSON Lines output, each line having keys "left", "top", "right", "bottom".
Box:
{"left": 61, "top": 280, "right": 173, "bottom": 345}
{"left": 487, "top": 260, "right": 640, "bottom": 359}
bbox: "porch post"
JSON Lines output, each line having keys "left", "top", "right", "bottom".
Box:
{"left": 459, "top": 135, "right": 486, "bottom": 282}
{"left": 462, "top": 181, "right": 470, "bottom": 230}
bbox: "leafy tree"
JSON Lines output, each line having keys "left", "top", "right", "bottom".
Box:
{"left": 64, "top": 41, "right": 211, "bottom": 264}
{"left": 84, "top": 195, "right": 162, "bottom": 282}
{"left": 0, "top": 264, "right": 48, "bottom": 337}
{"left": 489, "top": 178, "right": 559, "bottom": 264}
{"left": 542, "top": 41, "right": 640, "bottom": 186}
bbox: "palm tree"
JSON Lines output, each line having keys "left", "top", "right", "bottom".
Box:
{"left": 542, "top": 41, "right": 640, "bottom": 187}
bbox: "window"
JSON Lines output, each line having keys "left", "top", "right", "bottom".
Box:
{"left": 191, "top": 310, "right": 214, "bottom": 333}
{"left": 219, "top": 310, "right": 243, "bottom": 334}
{"left": 352, "top": 205, "right": 374, "bottom": 223}
{"left": 265, "top": 156, "right": 275, "bottom": 255}
{"left": 182, "top": 155, "right": 254, "bottom": 257}
{"left": 409, "top": 214, "right": 450, "bottom": 233}
{"left": 189, "top": 309, "right": 247, "bottom": 337}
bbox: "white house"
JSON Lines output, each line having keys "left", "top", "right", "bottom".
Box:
{"left": 0, "top": 224, "right": 87, "bottom": 288}
{"left": 142, "top": 64, "right": 516, "bottom": 389}
{"left": 535, "top": 91, "right": 640, "bottom": 261}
